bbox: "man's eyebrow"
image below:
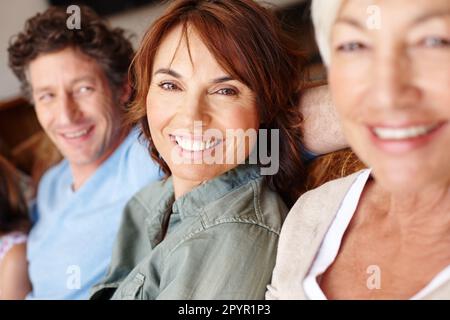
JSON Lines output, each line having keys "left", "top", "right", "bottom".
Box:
{"left": 70, "top": 75, "right": 96, "bottom": 86}
{"left": 33, "top": 86, "right": 53, "bottom": 94}
{"left": 154, "top": 68, "right": 182, "bottom": 78}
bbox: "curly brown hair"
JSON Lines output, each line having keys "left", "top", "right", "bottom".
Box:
{"left": 8, "top": 5, "right": 134, "bottom": 100}
{"left": 128, "top": 0, "right": 307, "bottom": 207}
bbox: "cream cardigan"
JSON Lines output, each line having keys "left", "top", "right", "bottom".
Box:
{"left": 266, "top": 170, "right": 450, "bottom": 300}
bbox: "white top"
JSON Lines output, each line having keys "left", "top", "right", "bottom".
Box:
{"left": 0, "top": 232, "right": 27, "bottom": 263}
{"left": 303, "top": 169, "right": 450, "bottom": 300}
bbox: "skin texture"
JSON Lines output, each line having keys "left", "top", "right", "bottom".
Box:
{"left": 0, "top": 243, "right": 31, "bottom": 300}
{"left": 320, "top": 0, "right": 450, "bottom": 299}
{"left": 146, "top": 25, "right": 259, "bottom": 199}
{"left": 28, "top": 47, "right": 129, "bottom": 190}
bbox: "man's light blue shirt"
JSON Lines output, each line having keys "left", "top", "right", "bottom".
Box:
{"left": 27, "top": 129, "right": 161, "bottom": 299}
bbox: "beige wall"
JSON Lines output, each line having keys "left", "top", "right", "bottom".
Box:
{"left": 0, "top": 0, "right": 48, "bottom": 101}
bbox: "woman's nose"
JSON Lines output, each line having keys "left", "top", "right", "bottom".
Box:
{"left": 177, "top": 92, "right": 212, "bottom": 125}
{"left": 371, "top": 51, "right": 421, "bottom": 111}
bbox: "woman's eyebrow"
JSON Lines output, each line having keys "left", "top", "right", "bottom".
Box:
{"left": 335, "top": 17, "right": 365, "bottom": 30}
{"left": 411, "top": 10, "right": 450, "bottom": 26}
{"left": 335, "top": 10, "right": 450, "bottom": 30}
{"left": 211, "top": 76, "right": 234, "bottom": 84}
{"left": 154, "top": 68, "right": 234, "bottom": 84}
{"left": 154, "top": 68, "right": 182, "bottom": 78}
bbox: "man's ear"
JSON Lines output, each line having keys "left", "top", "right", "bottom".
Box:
{"left": 118, "top": 79, "right": 132, "bottom": 106}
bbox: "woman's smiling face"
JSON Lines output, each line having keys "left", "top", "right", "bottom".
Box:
{"left": 329, "top": 0, "right": 450, "bottom": 193}
{"left": 146, "top": 25, "right": 259, "bottom": 188}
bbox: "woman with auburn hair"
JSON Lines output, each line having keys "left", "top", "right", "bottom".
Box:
{"left": 91, "top": 0, "right": 308, "bottom": 299}
{"left": 0, "top": 155, "right": 31, "bottom": 299}
{"left": 267, "top": 0, "right": 450, "bottom": 300}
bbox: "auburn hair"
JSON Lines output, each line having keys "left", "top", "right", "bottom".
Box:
{"left": 128, "top": 0, "right": 307, "bottom": 207}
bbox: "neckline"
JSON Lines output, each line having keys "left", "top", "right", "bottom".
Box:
{"left": 303, "top": 169, "right": 450, "bottom": 300}
{"left": 66, "top": 129, "right": 135, "bottom": 196}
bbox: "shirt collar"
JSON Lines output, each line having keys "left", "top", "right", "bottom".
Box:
{"left": 146, "top": 164, "right": 261, "bottom": 219}
{"left": 172, "top": 164, "right": 261, "bottom": 219}
{"left": 143, "top": 164, "right": 261, "bottom": 248}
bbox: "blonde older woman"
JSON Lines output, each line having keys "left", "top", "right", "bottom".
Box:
{"left": 267, "top": 0, "right": 450, "bottom": 300}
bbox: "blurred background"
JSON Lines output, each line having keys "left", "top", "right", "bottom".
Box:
{"left": 0, "top": 0, "right": 324, "bottom": 186}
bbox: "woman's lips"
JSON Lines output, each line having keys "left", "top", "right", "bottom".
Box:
{"left": 368, "top": 121, "right": 447, "bottom": 154}
{"left": 169, "top": 134, "right": 224, "bottom": 161}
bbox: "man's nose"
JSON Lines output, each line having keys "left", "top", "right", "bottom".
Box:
{"left": 58, "top": 92, "right": 83, "bottom": 125}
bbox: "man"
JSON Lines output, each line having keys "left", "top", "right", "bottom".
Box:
{"left": 8, "top": 6, "right": 160, "bottom": 299}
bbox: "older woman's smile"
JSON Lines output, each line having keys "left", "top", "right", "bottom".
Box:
{"left": 368, "top": 121, "right": 447, "bottom": 154}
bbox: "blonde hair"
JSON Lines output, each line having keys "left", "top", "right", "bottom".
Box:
{"left": 311, "top": 0, "right": 344, "bottom": 66}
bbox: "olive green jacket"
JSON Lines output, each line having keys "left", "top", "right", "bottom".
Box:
{"left": 91, "top": 164, "right": 287, "bottom": 300}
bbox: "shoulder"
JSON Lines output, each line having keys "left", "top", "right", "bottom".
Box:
{"left": 118, "top": 128, "right": 161, "bottom": 184}
{"left": 0, "top": 241, "right": 27, "bottom": 270}
{"left": 284, "top": 170, "right": 366, "bottom": 231}
{"left": 203, "top": 176, "right": 287, "bottom": 235}
{"left": 38, "top": 159, "right": 68, "bottom": 189}
{"left": 131, "top": 179, "right": 170, "bottom": 210}
{"left": 266, "top": 170, "right": 369, "bottom": 300}
{"left": 120, "top": 179, "right": 172, "bottom": 225}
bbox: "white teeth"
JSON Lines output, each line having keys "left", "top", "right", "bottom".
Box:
{"left": 174, "top": 136, "right": 220, "bottom": 152}
{"left": 373, "top": 124, "right": 438, "bottom": 140}
{"left": 63, "top": 129, "right": 89, "bottom": 139}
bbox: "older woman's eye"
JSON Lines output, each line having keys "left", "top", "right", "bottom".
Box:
{"left": 159, "top": 82, "right": 181, "bottom": 91}
{"left": 421, "top": 36, "right": 450, "bottom": 48}
{"left": 216, "top": 88, "right": 238, "bottom": 96}
{"left": 336, "top": 42, "right": 367, "bottom": 52}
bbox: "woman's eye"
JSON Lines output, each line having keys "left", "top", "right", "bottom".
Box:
{"left": 159, "top": 82, "right": 181, "bottom": 91}
{"left": 421, "top": 36, "right": 450, "bottom": 48}
{"left": 336, "top": 42, "right": 367, "bottom": 52}
{"left": 216, "top": 88, "right": 238, "bottom": 96}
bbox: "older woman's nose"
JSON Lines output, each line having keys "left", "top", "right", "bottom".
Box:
{"left": 371, "top": 52, "right": 421, "bottom": 110}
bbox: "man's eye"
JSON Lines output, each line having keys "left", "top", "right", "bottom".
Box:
{"left": 77, "top": 86, "right": 94, "bottom": 94}
{"left": 38, "top": 93, "right": 54, "bottom": 102}
{"left": 216, "top": 88, "right": 237, "bottom": 96}
{"left": 421, "top": 36, "right": 450, "bottom": 48}
{"left": 159, "top": 82, "right": 180, "bottom": 91}
{"left": 336, "top": 42, "right": 367, "bottom": 52}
